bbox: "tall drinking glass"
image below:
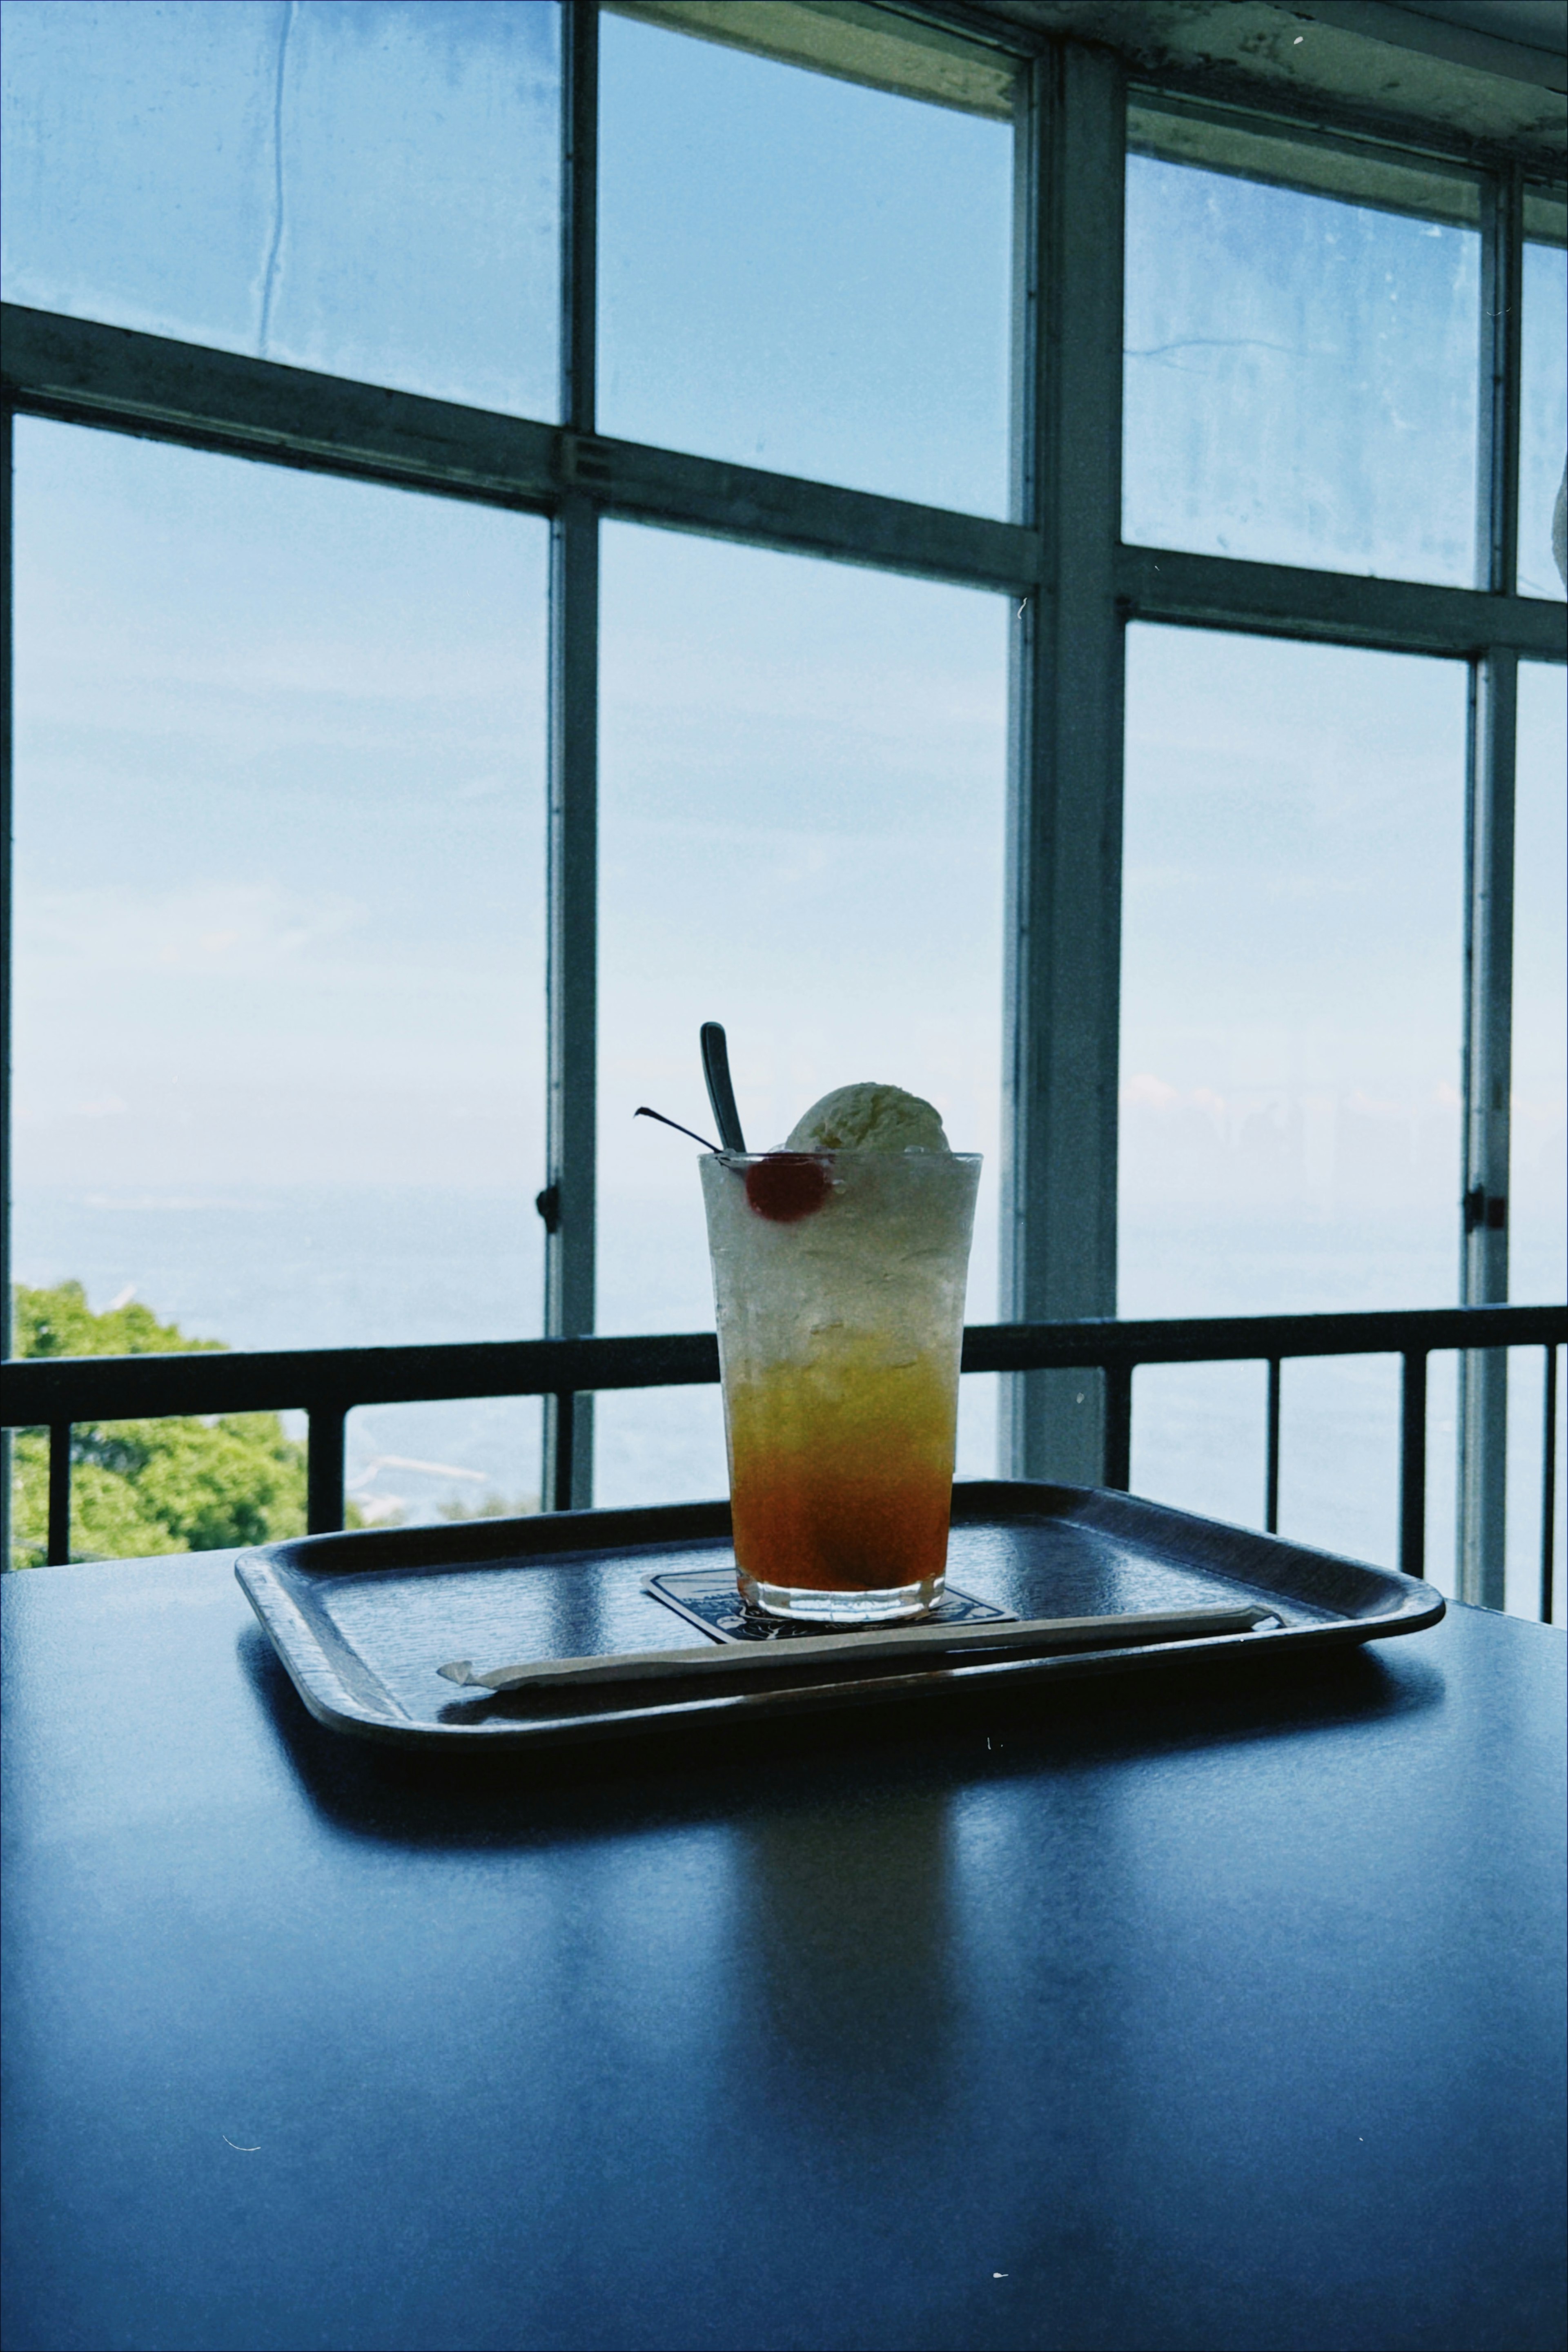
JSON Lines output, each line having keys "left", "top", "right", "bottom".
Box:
{"left": 700, "top": 1149, "right": 981, "bottom": 1622}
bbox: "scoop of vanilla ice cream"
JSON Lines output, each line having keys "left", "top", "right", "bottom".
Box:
{"left": 784, "top": 1082, "right": 949, "bottom": 1153}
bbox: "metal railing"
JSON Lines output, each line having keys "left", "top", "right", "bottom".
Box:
{"left": 4, "top": 1304, "right": 1564, "bottom": 1616}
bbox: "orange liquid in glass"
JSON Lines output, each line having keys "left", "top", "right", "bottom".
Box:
{"left": 726, "top": 1350, "right": 957, "bottom": 1592}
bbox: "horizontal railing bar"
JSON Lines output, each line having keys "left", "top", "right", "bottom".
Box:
{"left": 6, "top": 1307, "right": 1564, "bottom": 1428}
{"left": 1117, "top": 542, "right": 1568, "bottom": 663}
{"left": 1, "top": 306, "right": 1040, "bottom": 596}
{"left": 2, "top": 1332, "right": 721, "bottom": 1423}
{"left": 966, "top": 1305, "right": 1567, "bottom": 1370}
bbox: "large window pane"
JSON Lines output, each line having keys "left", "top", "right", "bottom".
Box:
{"left": 0, "top": 0, "right": 560, "bottom": 418}
{"left": 1120, "top": 627, "right": 1468, "bottom": 1572}
{"left": 1506, "top": 658, "right": 1566, "bottom": 1620}
{"left": 597, "top": 526, "right": 1008, "bottom": 1506}
{"left": 11, "top": 420, "right": 548, "bottom": 1537}
{"left": 598, "top": 11, "right": 1013, "bottom": 517}
{"left": 1124, "top": 142, "right": 1480, "bottom": 584}
{"left": 1518, "top": 238, "right": 1568, "bottom": 602}
{"left": 1511, "top": 661, "right": 1568, "bottom": 1303}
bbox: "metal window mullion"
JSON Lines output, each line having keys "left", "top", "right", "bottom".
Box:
{"left": 7, "top": 303, "right": 1564, "bottom": 660}
{"left": 1458, "top": 649, "right": 1517, "bottom": 1607}
{"left": 1479, "top": 166, "right": 1524, "bottom": 601}
{"left": 1116, "top": 542, "right": 1563, "bottom": 664}
{"left": 1, "top": 403, "right": 12, "bottom": 1570}
{"left": 1003, "top": 40, "right": 1126, "bottom": 1483}
{"left": 543, "top": 0, "right": 600, "bottom": 1512}
{"left": 1456, "top": 166, "right": 1525, "bottom": 1610}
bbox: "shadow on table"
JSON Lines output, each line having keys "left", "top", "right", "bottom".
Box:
{"left": 237, "top": 1617, "right": 1446, "bottom": 1855}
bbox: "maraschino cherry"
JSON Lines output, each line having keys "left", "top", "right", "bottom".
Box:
{"left": 744, "top": 1154, "right": 831, "bottom": 1223}
{"left": 637, "top": 1025, "right": 827, "bottom": 1219}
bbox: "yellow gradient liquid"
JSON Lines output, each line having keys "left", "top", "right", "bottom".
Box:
{"left": 725, "top": 1343, "right": 958, "bottom": 1592}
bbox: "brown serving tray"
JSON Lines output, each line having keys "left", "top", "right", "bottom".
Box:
{"left": 235, "top": 1480, "right": 1443, "bottom": 1749}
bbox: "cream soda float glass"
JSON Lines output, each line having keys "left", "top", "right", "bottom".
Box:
{"left": 699, "top": 1084, "right": 980, "bottom": 1624}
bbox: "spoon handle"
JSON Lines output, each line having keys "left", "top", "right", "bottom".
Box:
{"left": 700, "top": 1022, "right": 747, "bottom": 1153}
{"left": 439, "top": 1604, "right": 1280, "bottom": 1692}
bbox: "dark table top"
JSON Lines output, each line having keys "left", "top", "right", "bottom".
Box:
{"left": 2, "top": 1548, "right": 1564, "bottom": 2352}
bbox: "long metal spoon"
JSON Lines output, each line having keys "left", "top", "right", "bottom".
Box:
{"left": 700, "top": 1022, "right": 747, "bottom": 1153}
{"left": 438, "top": 1602, "right": 1280, "bottom": 1692}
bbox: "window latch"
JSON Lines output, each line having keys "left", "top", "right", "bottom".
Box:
{"left": 1463, "top": 1187, "right": 1507, "bottom": 1234}
{"left": 536, "top": 1184, "right": 562, "bottom": 1235}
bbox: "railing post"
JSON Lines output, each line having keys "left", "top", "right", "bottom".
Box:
{"left": 1399, "top": 1352, "right": 1428, "bottom": 1581}
{"left": 1544, "top": 1344, "right": 1559, "bottom": 1625}
{"left": 306, "top": 1405, "right": 346, "bottom": 1536}
{"left": 1265, "top": 1357, "right": 1282, "bottom": 1534}
{"left": 1102, "top": 1362, "right": 1132, "bottom": 1490}
{"left": 550, "top": 1390, "right": 576, "bottom": 1514}
{"left": 46, "top": 1419, "right": 70, "bottom": 1565}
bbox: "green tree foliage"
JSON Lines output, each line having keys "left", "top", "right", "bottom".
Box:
{"left": 9, "top": 1281, "right": 312, "bottom": 1569}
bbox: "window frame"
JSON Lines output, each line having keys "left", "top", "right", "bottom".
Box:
{"left": 0, "top": 0, "right": 1562, "bottom": 1598}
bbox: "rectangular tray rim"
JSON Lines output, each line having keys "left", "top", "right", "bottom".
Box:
{"left": 237, "top": 1480, "right": 1444, "bottom": 1748}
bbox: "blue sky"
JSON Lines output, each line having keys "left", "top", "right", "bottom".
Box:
{"left": 1124, "top": 155, "right": 1480, "bottom": 584}
{"left": 12, "top": 418, "right": 550, "bottom": 1194}
{"left": 598, "top": 12, "right": 1011, "bottom": 514}
{"left": 0, "top": 0, "right": 561, "bottom": 414}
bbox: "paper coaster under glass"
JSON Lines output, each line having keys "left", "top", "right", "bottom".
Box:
{"left": 644, "top": 1565, "right": 1017, "bottom": 1644}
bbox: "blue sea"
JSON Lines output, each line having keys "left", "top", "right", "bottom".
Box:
{"left": 11, "top": 1183, "right": 1561, "bottom": 1621}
